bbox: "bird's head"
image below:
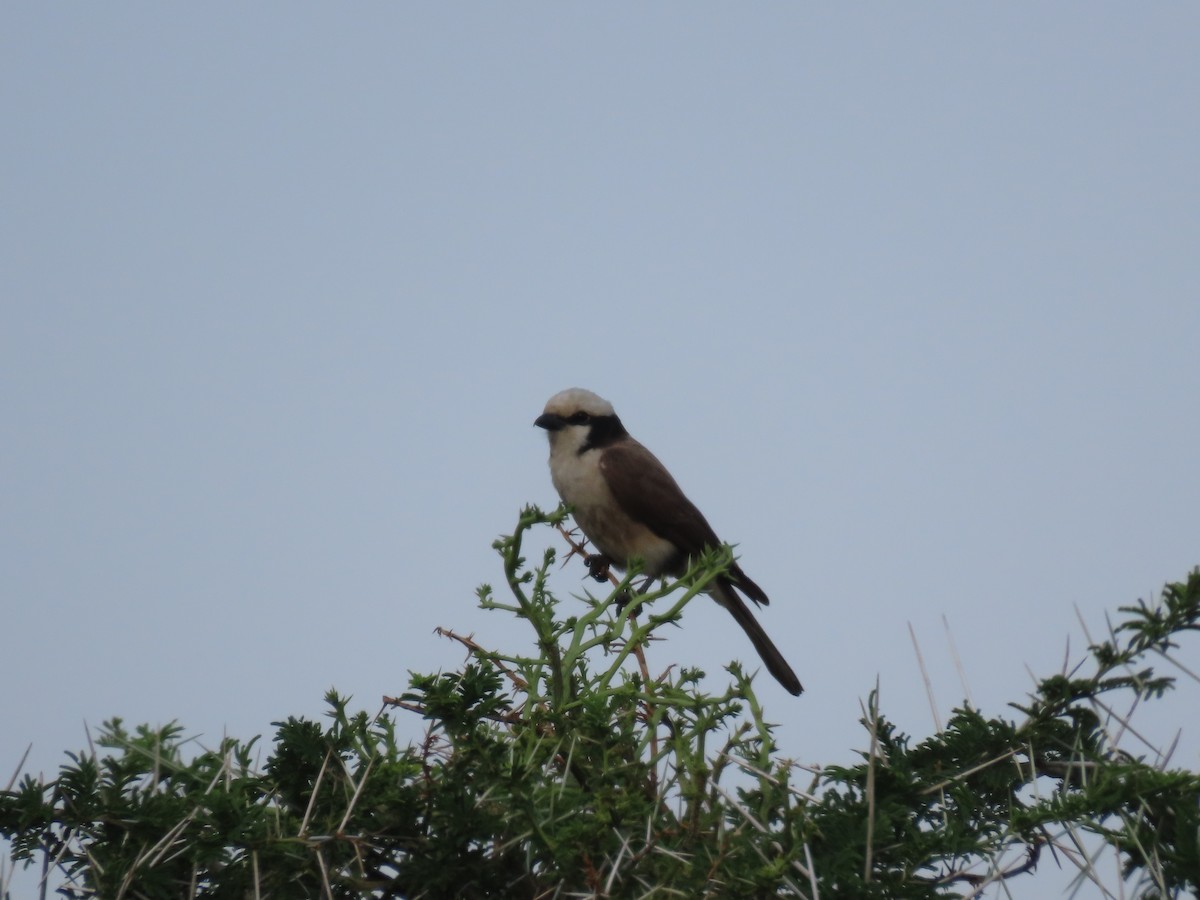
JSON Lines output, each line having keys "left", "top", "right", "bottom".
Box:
{"left": 535, "top": 388, "right": 625, "bottom": 454}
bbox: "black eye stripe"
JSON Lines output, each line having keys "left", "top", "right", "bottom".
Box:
{"left": 574, "top": 412, "right": 629, "bottom": 454}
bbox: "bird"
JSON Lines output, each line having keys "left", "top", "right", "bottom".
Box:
{"left": 534, "top": 387, "right": 802, "bottom": 696}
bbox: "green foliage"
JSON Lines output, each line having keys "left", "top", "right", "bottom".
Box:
{"left": 2, "top": 506, "right": 1198, "bottom": 898}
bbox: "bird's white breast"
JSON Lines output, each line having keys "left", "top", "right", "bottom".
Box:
{"left": 547, "top": 439, "right": 676, "bottom": 576}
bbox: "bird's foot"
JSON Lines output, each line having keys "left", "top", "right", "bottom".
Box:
{"left": 613, "top": 587, "right": 636, "bottom": 616}
{"left": 585, "top": 553, "right": 613, "bottom": 583}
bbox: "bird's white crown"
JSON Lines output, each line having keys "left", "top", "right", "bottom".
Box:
{"left": 542, "top": 388, "right": 615, "bottom": 418}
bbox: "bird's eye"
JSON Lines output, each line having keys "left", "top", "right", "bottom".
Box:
{"left": 568, "top": 411, "right": 590, "bottom": 424}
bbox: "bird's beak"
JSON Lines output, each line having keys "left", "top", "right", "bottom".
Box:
{"left": 534, "top": 413, "right": 565, "bottom": 431}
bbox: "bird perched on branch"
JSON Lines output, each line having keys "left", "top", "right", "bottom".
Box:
{"left": 534, "top": 387, "right": 802, "bottom": 696}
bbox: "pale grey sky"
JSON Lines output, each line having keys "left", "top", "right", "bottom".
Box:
{"left": 3, "top": 5, "right": 1198, "bottom": 896}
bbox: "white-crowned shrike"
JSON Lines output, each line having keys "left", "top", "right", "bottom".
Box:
{"left": 535, "top": 388, "right": 802, "bottom": 696}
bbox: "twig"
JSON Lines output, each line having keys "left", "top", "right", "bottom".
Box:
{"left": 315, "top": 848, "right": 334, "bottom": 900}
{"left": 919, "top": 749, "right": 1018, "bottom": 795}
{"left": 337, "top": 754, "right": 377, "bottom": 835}
{"left": 908, "top": 622, "right": 942, "bottom": 733}
{"left": 931, "top": 839, "right": 1042, "bottom": 893}
{"left": 942, "top": 614, "right": 974, "bottom": 707}
{"left": 299, "top": 750, "right": 333, "bottom": 838}
{"left": 862, "top": 682, "right": 879, "bottom": 883}
{"left": 434, "top": 626, "right": 530, "bottom": 689}
{"left": 4, "top": 744, "right": 30, "bottom": 793}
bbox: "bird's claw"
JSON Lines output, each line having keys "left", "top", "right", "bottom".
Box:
{"left": 613, "top": 587, "right": 635, "bottom": 616}
{"left": 585, "top": 554, "right": 612, "bottom": 583}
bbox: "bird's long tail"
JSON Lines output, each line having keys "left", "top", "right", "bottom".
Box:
{"left": 713, "top": 580, "right": 803, "bottom": 696}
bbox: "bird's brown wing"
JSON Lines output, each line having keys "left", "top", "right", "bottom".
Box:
{"left": 599, "top": 440, "right": 769, "bottom": 605}
{"left": 599, "top": 440, "right": 721, "bottom": 555}
{"left": 600, "top": 440, "right": 797, "bottom": 693}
